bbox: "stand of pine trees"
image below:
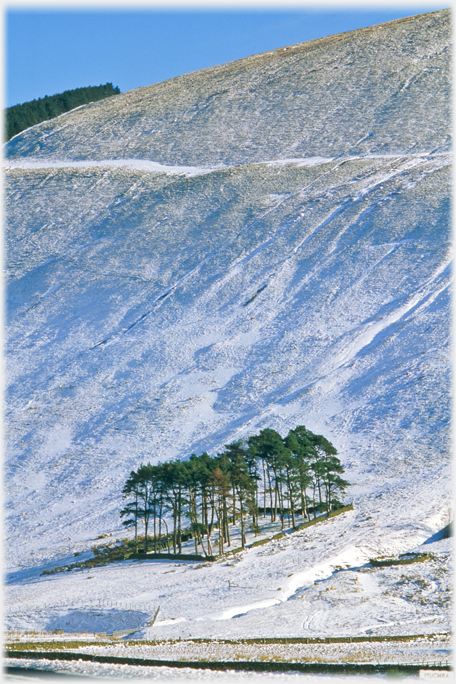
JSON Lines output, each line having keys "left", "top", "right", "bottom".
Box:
{"left": 120, "top": 426, "right": 349, "bottom": 557}
{"left": 5, "top": 83, "right": 120, "bottom": 141}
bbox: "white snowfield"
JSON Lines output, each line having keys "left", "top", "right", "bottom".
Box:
{"left": 4, "top": 7, "right": 452, "bottom": 663}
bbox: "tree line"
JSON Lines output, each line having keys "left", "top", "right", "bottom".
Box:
{"left": 5, "top": 83, "right": 120, "bottom": 141}
{"left": 120, "top": 426, "right": 349, "bottom": 558}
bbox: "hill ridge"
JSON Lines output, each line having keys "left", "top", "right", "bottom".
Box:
{"left": 5, "top": 9, "right": 450, "bottom": 166}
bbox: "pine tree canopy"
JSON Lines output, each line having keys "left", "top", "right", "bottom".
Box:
{"left": 120, "top": 425, "right": 349, "bottom": 556}
{"left": 5, "top": 83, "right": 121, "bottom": 141}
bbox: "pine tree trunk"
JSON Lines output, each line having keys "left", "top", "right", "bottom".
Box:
{"left": 267, "top": 469, "right": 274, "bottom": 521}
{"left": 240, "top": 495, "right": 245, "bottom": 548}
{"left": 263, "top": 462, "right": 267, "bottom": 517}
{"left": 153, "top": 498, "right": 157, "bottom": 553}
{"left": 224, "top": 499, "right": 231, "bottom": 546}
{"left": 303, "top": 489, "right": 309, "bottom": 519}
{"left": 194, "top": 519, "right": 198, "bottom": 555}
{"left": 199, "top": 531, "right": 208, "bottom": 557}
{"left": 192, "top": 494, "right": 199, "bottom": 554}
{"left": 203, "top": 492, "right": 208, "bottom": 527}
{"left": 218, "top": 508, "right": 223, "bottom": 555}
{"left": 279, "top": 479, "right": 285, "bottom": 530}
{"left": 178, "top": 491, "right": 182, "bottom": 554}
{"left": 273, "top": 469, "right": 279, "bottom": 524}
{"left": 288, "top": 481, "right": 295, "bottom": 528}
{"left": 134, "top": 494, "right": 138, "bottom": 553}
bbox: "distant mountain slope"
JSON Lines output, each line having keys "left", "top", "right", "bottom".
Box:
{"left": 4, "top": 10, "right": 452, "bottom": 639}
{"left": 6, "top": 10, "right": 450, "bottom": 165}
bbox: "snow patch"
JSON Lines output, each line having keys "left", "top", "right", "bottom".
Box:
{"left": 4, "top": 158, "right": 225, "bottom": 177}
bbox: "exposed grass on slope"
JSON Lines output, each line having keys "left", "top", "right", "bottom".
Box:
{"left": 5, "top": 631, "right": 450, "bottom": 650}
{"left": 370, "top": 552, "right": 435, "bottom": 567}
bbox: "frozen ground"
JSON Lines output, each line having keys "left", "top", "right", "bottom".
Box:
{"left": 3, "top": 7, "right": 452, "bottom": 666}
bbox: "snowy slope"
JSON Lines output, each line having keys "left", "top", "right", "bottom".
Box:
{"left": 4, "top": 9, "right": 452, "bottom": 641}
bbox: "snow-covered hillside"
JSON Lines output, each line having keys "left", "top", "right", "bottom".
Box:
{"left": 4, "top": 9, "right": 452, "bottom": 642}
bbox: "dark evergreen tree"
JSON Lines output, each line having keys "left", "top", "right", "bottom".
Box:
{"left": 120, "top": 471, "right": 142, "bottom": 553}
{"left": 5, "top": 83, "right": 121, "bottom": 141}
{"left": 120, "top": 425, "right": 349, "bottom": 556}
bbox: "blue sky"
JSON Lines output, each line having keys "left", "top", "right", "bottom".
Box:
{"left": 6, "top": 4, "right": 449, "bottom": 108}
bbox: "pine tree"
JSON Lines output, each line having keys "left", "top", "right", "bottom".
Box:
{"left": 6, "top": 83, "right": 121, "bottom": 141}
{"left": 120, "top": 424, "right": 350, "bottom": 556}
